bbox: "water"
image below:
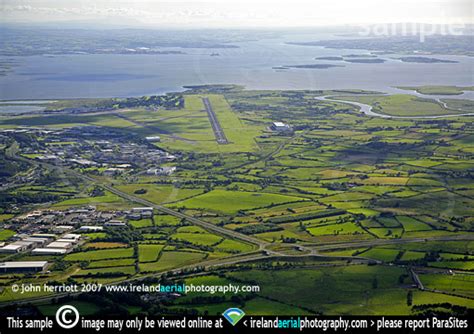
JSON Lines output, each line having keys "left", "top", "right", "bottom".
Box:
{"left": 0, "top": 32, "right": 472, "bottom": 100}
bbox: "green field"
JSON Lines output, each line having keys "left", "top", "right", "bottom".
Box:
{"left": 171, "top": 189, "right": 306, "bottom": 214}
{"left": 64, "top": 248, "right": 134, "bottom": 261}
{"left": 139, "top": 251, "right": 206, "bottom": 273}
{"left": 138, "top": 244, "right": 164, "bottom": 262}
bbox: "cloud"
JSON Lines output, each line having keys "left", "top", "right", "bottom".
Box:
{"left": 0, "top": 0, "right": 472, "bottom": 27}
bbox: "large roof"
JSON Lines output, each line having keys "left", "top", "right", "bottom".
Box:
{"left": 0, "top": 261, "right": 48, "bottom": 268}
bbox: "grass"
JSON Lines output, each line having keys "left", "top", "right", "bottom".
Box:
{"left": 38, "top": 301, "right": 101, "bottom": 316}
{"left": 64, "top": 248, "right": 134, "bottom": 261}
{"left": 359, "top": 248, "right": 400, "bottom": 262}
{"left": 171, "top": 190, "right": 306, "bottom": 214}
{"left": 171, "top": 233, "right": 223, "bottom": 247}
{"left": 115, "top": 184, "right": 204, "bottom": 204}
{"left": 129, "top": 219, "right": 153, "bottom": 228}
{"left": 397, "top": 85, "right": 473, "bottom": 96}
{"left": 0, "top": 229, "right": 15, "bottom": 241}
{"left": 396, "top": 216, "right": 431, "bottom": 232}
{"left": 84, "top": 242, "right": 128, "bottom": 249}
{"left": 215, "top": 239, "right": 255, "bottom": 253}
{"left": 76, "top": 266, "right": 136, "bottom": 276}
{"left": 87, "top": 258, "right": 136, "bottom": 268}
{"left": 152, "top": 94, "right": 261, "bottom": 153}
{"left": 419, "top": 273, "right": 474, "bottom": 298}
{"left": 139, "top": 251, "right": 206, "bottom": 273}
{"left": 307, "top": 222, "right": 366, "bottom": 236}
{"left": 52, "top": 191, "right": 126, "bottom": 208}
{"left": 138, "top": 244, "right": 164, "bottom": 262}
{"left": 428, "top": 261, "right": 474, "bottom": 271}
{"left": 226, "top": 265, "right": 415, "bottom": 315}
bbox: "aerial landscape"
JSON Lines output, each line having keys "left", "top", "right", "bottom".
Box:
{"left": 0, "top": 0, "right": 473, "bottom": 332}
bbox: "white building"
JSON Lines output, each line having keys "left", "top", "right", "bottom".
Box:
{"left": 145, "top": 136, "right": 161, "bottom": 142}
{"left": 0, "top": 244, "right": 26, "bottom": 253}
{"left": 78, "top": 226, "right": 103, "bottom": 232}
{"left": 0, "top": 261, "right": 48, "bottom": 273}
{"left": 271, "top": 122, "right": 291, "bottom": 132}
{"left": 32, "top": 248, "right": 68, "bottom": 255}
{"left": 47, "top": 241, "right": 73, "bottom": 249}
{"left": 62, "top": 234, "right": 81, "bottom": 241}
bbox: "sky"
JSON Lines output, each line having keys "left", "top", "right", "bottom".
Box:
{"left": 0, "top": 0, "right": 472, "bottom": 28}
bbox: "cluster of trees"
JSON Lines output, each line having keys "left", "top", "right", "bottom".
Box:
{"left": 236, "top": 223, "right": 283, "bottom": 235}
{"left": 96, "top": 226, "right": 144, "bottom": 244}
{"left": 47, "top": 94, "right": 184, "bottom": 113}
{"left": 0, "top": 192, "right": 60, "bottom": 205}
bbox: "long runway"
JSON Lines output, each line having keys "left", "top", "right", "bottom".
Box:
{"left": 202, "top": 97, "right": 229, "bottom": 144}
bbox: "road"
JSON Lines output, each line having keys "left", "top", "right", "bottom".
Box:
{"left": 202, "top": 97, "right": 228, "bottom": 144}
{"left": 305, "top": 234, "right": 474, "bottom": 252}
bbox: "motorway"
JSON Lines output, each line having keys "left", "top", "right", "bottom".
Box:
{"left": 202, "top": 97, "right": 228, "bottom": 144}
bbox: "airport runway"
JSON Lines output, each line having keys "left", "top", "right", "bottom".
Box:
{"left": 202, "top": 97, "right": 228, "bottom": 144}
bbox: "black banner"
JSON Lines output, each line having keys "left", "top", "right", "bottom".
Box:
{"left": 1, "top": 314, "right": 472, "bottom": 333}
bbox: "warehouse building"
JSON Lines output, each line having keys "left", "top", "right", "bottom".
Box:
{"left": 0, "top": 261, "right": 48, "bottom": 273}
{"left": 46, "top": 241, "right": 73, "bottom": 249}
{"left": 31, "top": 248, "right": 68, "bottom": 255}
